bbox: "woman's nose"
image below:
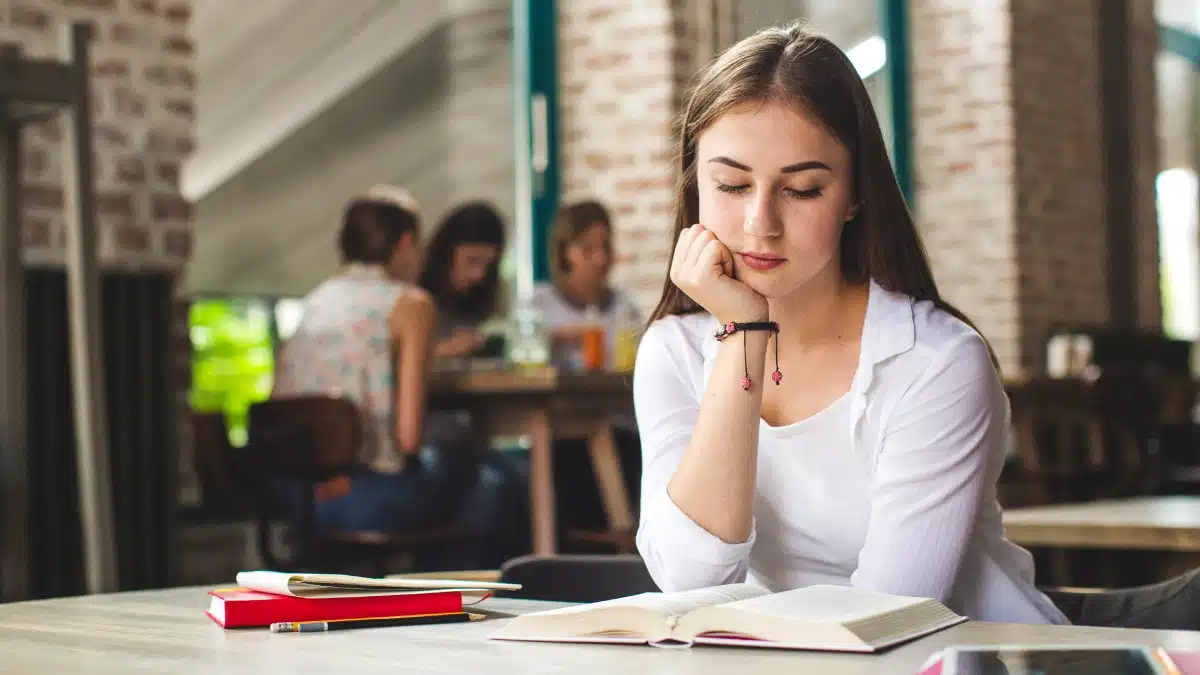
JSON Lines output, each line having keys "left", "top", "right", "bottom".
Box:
{"left": 743, "top": 196, "right": 782, "bottom": 237}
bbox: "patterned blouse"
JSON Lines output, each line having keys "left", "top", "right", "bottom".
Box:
{"left": 273, "top": 264, "right": 411, "bottom": 473}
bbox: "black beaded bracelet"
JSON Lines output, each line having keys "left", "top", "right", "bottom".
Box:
{"left": 713, "top": 321, "right": 782, "bottom": 390}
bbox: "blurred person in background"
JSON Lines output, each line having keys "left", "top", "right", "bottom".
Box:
{"left": 419, "top": 201, "right": 509, "bottom": 361}
{"left": 533, "top": 199, "right": 643, "bottom": 546}
{"left": 271, "top": 186, "right": 524, "bottom": 569}
{"left": 532, "top": 199, "right": 642, "bottom": 370}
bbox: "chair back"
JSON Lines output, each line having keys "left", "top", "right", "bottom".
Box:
{"left": 243, "top": 396, "right": 363, "bottom": 570}
{"left": 247, "top": 396, "right": 362, "bottom": 480}
{"left": 190, "top": 411, "right": 234, "bottom": 493}
{"left": 1005, "top": 373, "right": 1183, "bottom": 506}
{"left": 497, "top": 554, "right": 659, "bottom": 603}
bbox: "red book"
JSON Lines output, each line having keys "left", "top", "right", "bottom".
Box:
{"left": 205, "top": 588, "right": 468, "bottom": 629}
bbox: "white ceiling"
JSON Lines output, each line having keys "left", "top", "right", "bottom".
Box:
{"left": 184, "top": 0, "right": 514, "bottom": 297}
{"left": 184, "top": 0, "right": 445, "bottom": 201}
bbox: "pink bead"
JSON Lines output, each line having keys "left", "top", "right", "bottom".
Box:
{"left": 741, "top": 376, "right": 752, "bottom": 390}
{"left": 772, "top": 369, "right": 783, "bottom": 385}
{"left": 726, "top": 322, "right": 736, "bottom": 334}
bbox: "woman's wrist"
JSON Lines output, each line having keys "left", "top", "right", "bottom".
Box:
{"left": 712, "top": 319, "right": 779, "bottom": 390}
{"left": 715, "top": 310, "right": 769, "bottom": 325}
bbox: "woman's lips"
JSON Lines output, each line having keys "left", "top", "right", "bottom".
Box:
{"left": 739, "top": 253, "right": 786, "bottom": 271}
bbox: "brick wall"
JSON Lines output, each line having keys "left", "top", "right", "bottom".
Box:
{"left": 2, "top": 0, "right": 194, "bottom": 269}
{"left": 558, "top": 0, "right": 733, "bottom": 314}
{"left": 912, "top": 0, "right": 1160, "bottom": 375}
{"left": 0, "top": 0, "right": 196, "bottom": 497}
{"left": 910, "top": 0, "right": 1022, "bottom": 372}
{"left": 1010, "top": 0, "right": 1108, "bottom": 371}
{"left": 558, "top": 1, "right": 681, "bottom": 314}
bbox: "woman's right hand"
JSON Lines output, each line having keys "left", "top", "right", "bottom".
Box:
{"left": 670, "top": 224, "right": 768, "bottom": 324}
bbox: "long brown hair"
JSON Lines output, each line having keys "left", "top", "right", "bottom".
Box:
{"left": 419, "top": 201, "right": 507, "bottom": 323}
{"left": 648, "top": 22, "right": 994, "bottom": 365}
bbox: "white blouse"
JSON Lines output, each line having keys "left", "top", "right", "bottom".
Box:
{"left": 632, "top": 280, "right": 1069, "bottom": 624}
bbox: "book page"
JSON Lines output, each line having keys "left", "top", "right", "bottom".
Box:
{"left": 234, "top": 571, "right": 519, "bottom": 596}
{"left": 531, "top": 583, "right": 770, "bottom": 619}
{"left": 715, "top": 584, "right": 927, "bottom": 624}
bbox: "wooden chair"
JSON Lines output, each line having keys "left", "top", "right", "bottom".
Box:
{"left": 189, "top": 412, "right": 247, "bottom": 509}
{"left": 245, "top": 396, "right": 464, "bottom": 577}
{"left": 1003, "top": 374, "right": 1179, "bottom": 508}
{"left": 1004, "top": 373, "right": 1192, "bottom": 587}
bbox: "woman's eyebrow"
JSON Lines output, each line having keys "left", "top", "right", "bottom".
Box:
{"left": 707, "top": 156, "right": 832, "bottom": 173}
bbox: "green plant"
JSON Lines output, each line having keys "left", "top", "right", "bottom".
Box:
{"left": 189, "top": 298, "right": 274, "bottom": 446}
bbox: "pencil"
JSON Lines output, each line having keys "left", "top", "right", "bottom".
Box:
{"left": 269, "top": 612, "right": 482, "bottom": 633}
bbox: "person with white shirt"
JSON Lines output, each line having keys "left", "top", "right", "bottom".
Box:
{"left": 632, "top": 23, "right": 1070, "bottom": 625}
{"left": 532, "top": 200, "right": 642, "bottom": 371}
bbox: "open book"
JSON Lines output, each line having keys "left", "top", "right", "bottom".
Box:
{"left": 491, "top": 583, "right": 966, "bottom": 653}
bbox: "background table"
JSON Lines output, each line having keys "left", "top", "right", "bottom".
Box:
{"left": 1002, "top": 496, "right": 1200, "bottom": 552}
{"left": 4, "top": 587, "right": 1200, "bottom": 674}
{"left": 1002, "top": 496, "right": 1200, "bottom": 586}
{"left": 430, "top": 368, "right": 636, "bottom": 555}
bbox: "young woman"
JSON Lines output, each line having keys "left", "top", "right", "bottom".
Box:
{"left": 632, "top": 24, "right": 1068, "bottom": 624}
{"left": 272, "top": 186, "right": 523, "bottom": 568}
{"left": 419, "top": 201, "right": 508, "bottom": 360}
{"left": 533, "top": 200, "right": 642, "bottom": 370}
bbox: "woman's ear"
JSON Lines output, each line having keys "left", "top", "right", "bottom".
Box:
{"left": 844, "top": 201, "right": 860, "bottom": 223}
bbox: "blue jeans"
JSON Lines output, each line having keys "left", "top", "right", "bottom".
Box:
{"left": 274, "top": 446, "right": 527, "bottom": 569}
{"left": 312, "top": 448, "right": 475, "bottom": 533}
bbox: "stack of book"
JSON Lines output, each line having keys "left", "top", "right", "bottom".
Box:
{"left": 205, "top": 571, "right": 519, "bottom": 629}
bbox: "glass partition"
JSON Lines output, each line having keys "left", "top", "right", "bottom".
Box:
{"left": 1155, "top": 2, "right": 1199, "bottom": 341}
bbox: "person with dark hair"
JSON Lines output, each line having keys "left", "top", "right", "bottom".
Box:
{"left": 418, "top": 201, "right": 508, "bottom": 360}
{"left": 632, "top": 24, "right": 1068, "bottom": 623}
{"left": 533, "top": 199, "right": 642, "bottom": 369}
{"left": 271, "top": 186, "right": 524, "bottom": 568}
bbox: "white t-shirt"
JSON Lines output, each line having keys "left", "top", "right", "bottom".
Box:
{"left": 632, "top": 280, "right": 1069, "bottom": 625}
{"left": 530, "top": 281, "right": 641, "bottom": 369}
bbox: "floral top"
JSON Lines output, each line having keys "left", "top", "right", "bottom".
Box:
{"left": 273, "top": 265, "right": 410, "bottom": 473}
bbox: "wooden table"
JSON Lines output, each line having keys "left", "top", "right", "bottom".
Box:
{"left": 1003, "top": 496, "right": 1200, "bottom": 552}
{"left": 429, "top": 368, "right": 636, "bottom": 556}
{"left": 4, "top": 587, "right": 1200, "bottom": 674}
{"left": 1003, "top": 496, "right": 1200, "bottom": 586}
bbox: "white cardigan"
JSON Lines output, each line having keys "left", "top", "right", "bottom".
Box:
{"left": 632, "top": 281, "right": 1069, "bottom": 624}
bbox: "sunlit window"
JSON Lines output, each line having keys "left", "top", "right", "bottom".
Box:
{"left": 1158, "top": 167, "right": 1199, "bottom": 340}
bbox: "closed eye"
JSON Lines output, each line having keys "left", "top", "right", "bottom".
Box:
{"left": 715, "top": 181, "right": 749, "bottom": 194}
{"left": 786, "top": 187, "right": 823, "bottom": 199}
